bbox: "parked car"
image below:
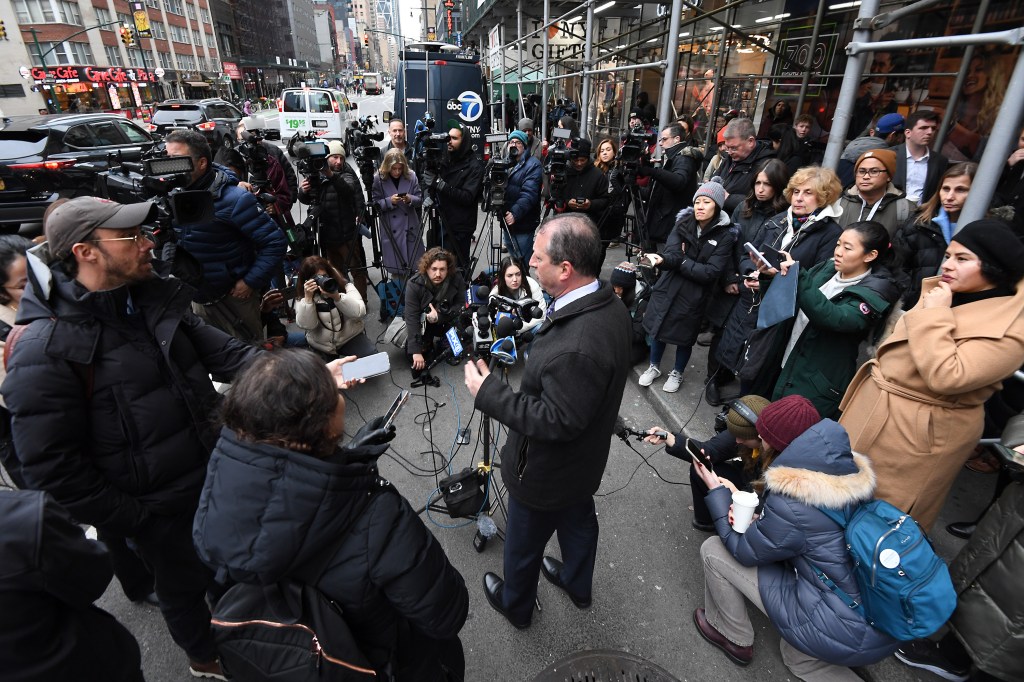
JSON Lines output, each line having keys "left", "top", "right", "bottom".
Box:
{"left": 150, "top": 98, "right": 243, "bottom": 150}
{"left": 0, "top": 113, "right": 156, "bottom": 233}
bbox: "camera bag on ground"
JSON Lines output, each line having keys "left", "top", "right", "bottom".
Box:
{"left": 210, "top": 484, "right": 392, "bottom": 681}
{"left": 439, "top": 467, "right": 485, "bottom": 518}
{"left": 806, "top": 500, "right": 956, "bottom": 641}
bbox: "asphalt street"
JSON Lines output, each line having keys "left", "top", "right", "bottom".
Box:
{"left": 89, "top": 91, "right": 994, "bottom": 681}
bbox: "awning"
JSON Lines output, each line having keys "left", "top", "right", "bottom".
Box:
{"left": 184, "top": 81, "right": 210, "bottom": 87}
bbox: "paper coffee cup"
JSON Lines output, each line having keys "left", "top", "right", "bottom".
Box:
{"left": 731, "top": 490, "right": 759, "bottom": 533}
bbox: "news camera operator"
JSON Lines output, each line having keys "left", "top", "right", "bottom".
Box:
{"left": 165, "top": 129, "right": 287, "bottom": 343}
{"left": 404, "top": 247, "right": 468, "bottom": 378}
{"left": 237, "top": 116, "right": 298, "bottom": 203}
{"left": 465, "top": 214, "right": 632, "bottom": 629}
{"left": 193, "top": 349, "right": 468, "bottom": 681}
{"left": 638, "top": 123, "right": 699, "bottom": 250}
{"left": 501, "top": 131, "right": 543, "bottom": 266}
{"left": 558, "top": 138, "right": 609, "bottom": 219}
{"left": 298, "top": 141, "right": 369, "bottom": 303}
{"left": 421, "top": 125, "right": 485, "bottom": 271}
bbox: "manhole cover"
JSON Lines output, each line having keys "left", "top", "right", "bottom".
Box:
{"left": 531, "top": 649, "right": 681, "bottom": 682}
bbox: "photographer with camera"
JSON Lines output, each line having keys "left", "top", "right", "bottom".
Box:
{"left": 298, "top": 141, "right": 369, "bottom": 303}
{"left": 404, "top": 247, "right": 467, "bottom": 378}
{"left": 421, "top": 125, "right": 485, "bottom": 272}
{"left": 294, "top": 255, "right": 374, "bottom": 358}
{"left": 165, "top": 130, "right": 287, "bottom": 343}
{"left": 215, "top": 147, "right": 293, "bottom": 228}
{"left": 638, "top": 123, "right": 699, "bottom": 250}
{"left": 503, "top": 131, "right": 543, "bottom": 265}
{"left": 238, "top": 116, "right": 298, "bottom": 202}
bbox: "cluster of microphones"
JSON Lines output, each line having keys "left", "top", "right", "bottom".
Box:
{"left": 434, "top": 286, "right": 545, "bottom": 372}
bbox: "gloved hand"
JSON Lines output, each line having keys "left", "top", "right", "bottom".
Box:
{"left": 347, "top": 416, "right": 396, "bottom": 449}
{"left": 421, "top": 170, "right": 438, "bottom": 188}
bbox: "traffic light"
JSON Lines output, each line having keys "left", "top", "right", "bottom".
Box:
{"left": 363, "top": 34, "right": 369, "bottom": 47}
{"left": 120, "top": 25, "right": 135, "bottom": 47}
{"left": 0, "top": 21, "right": 7, "bottom": 40}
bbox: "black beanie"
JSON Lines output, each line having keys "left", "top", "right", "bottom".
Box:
{"left": 952, "top": 219, "right": 1024, "bottom": 283}
{"left": 610, "top": 262, "right": 637, "bottom": 290}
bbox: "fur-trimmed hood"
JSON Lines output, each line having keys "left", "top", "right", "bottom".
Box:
{"left": 763, "top": 419, "right": 876, "bottom": 508}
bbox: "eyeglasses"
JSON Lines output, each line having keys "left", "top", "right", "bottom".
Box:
{"left": 856, "top": 168, "right": 888, "bottom": 177}
{"left": 89, "top": 233, "right": 152, "bottom": 247}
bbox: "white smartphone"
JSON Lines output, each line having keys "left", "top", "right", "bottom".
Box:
{"left": 382, "top": 390, "right": 410, "bottom": 430}
{"left": 341, "top": 352, "right": 391, "bottom": 382}
{"left": 743, "top": 241, "right": 773, "bottom": 270}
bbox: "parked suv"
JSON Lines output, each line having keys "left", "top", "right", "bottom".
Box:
{"left": 0, "top": 113, "right": 156, "bottom": 232}
{"left": 150, "top": 98, "right": 243, "bottom": 150}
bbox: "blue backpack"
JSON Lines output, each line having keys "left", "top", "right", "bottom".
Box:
{"left": 808, "top": 500, "right": 957, "bottom": 641}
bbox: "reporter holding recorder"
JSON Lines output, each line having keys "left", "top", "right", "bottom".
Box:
{"left": 690, "top": 395, "right": 898, "bottom": 679}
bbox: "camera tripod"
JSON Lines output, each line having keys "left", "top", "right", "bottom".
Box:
{"left": 622, "top": 181, "right": 651, "bottom": 257}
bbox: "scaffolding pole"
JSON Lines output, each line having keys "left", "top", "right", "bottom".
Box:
{"left": 958, "top": 49, "right": 1024, "bottom": 228}
{"left": 541, "top": 0, "right": 550, "bottom": 142}
{"left": 656, "top": 0, "right": 683, "bottom": 135}
{"left": 580, "top": 2, "right": 596, "bottom": 137}
{"left": 823, "top": 0, "right": 882, "bottom": 169}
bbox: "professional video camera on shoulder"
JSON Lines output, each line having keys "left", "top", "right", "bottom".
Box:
{"left": 618, "top": 125, "right": 656, "bottom": 183}
{"left": 545, "top": 128, "right": 572, "bottom": 185}
{"left": 237, "top": 128, "right": 270, "bottom": 186}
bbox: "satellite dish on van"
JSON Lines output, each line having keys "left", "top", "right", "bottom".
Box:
{"left": 405, "top": 40, "right": 460, "bottom": 53}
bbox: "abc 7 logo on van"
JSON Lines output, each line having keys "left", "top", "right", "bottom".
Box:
{"left": 446, "top": 91, "right": 483, "bottom": 122}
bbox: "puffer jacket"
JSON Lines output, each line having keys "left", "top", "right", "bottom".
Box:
{"left": 949, "top": 480, "right": 1024, "bottom": 681}
{"left": 295, "top": 281, "right": 366, "bottom": 355}
{"left": 2, "top": 246, "right": 258, "bottom": 535}
{"left": 505, "top": 154, "right": 543, "bottom": 235}
{"left": 436, "top": 142, "right": 485, "bottom": 235}
{"left": 176, "top": 165, "right": 287, "bottom": 303}
{"left": 893, "top": 212, "right": 949, "bottom": 308}
{"left": 193, "top": 429, "right": 468, "bottom": 679}
{"left": 643, "top": 208, "right": 736, "bottom": 347}
{"left": 705, "top": 419, "right": 899, "bottom": 666}
{"left": 755, "top": 203, "right": 845, "bottom": 270}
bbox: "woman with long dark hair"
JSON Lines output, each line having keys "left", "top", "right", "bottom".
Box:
{"left": 893, "top": 162, "right": 977, "bottom": 308}
{"left": 770, "top": 221, "right": 902, "bottom": 418}
{"left": 193, "top": 349, "right": 469, "bottom": 681}
{"left": 294, "top": 255, "right": 373, "bottom": 358}
{"left": 490, "top": 257, "right": 545, "bottom": 334}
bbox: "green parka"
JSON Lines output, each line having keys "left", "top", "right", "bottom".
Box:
{"left": 772, "top": 259, "right": 901, "bottom": 418}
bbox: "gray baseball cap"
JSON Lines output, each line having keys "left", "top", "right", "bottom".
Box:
{"left": 45, "top": 197, "right": 156, "bottom": 260}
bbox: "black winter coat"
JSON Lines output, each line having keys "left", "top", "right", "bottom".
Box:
{"left": 714, "top": 203, "right": 782, "bottom": 373}
{"left": 193, "top": 430, "right": 468, "bottom": 679}
{"left": 3, "top": 253, "right": 258, "bottom": 535}
{"left": 402, "top": 271, "right": 468, "bottom": 355}
{"left": 561, "top": 162, "right": 610, "bottom": 218}
{"left": 718, "top": 141, "right": 776, "bottom": 216}
{"left": 706, "top": 420, "right": 899, "bottom": 666}
{"left": 643, "top": 210, "right": 737, "bottom": 347}
{"left": 893, "top": 216, "right": 946, "bottom": 308}
{"left": 0, "top": 490, "right": 143, "bottom": 682}
{"left": 437, "top": 145, "right": 485, "bottom": 235}
{"left": 298, "top": 167, "right": 362, "bottom": 246}
{"left": 475, "top": 283, "right": 631, "bottom": 510}
{"left": 643, "top": 144, "right": 699, "bottom": 242}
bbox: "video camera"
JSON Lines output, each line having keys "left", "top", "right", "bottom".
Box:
{"left": 619, "top": 126, "right": 656, "bottom": 183}
{"left": 348, "top": 116, "right": 385, "bottom": 167}
{"left": 483, "top": 133, "right": 518, "bottom": 212}
{"left": 293, "top": 140, "right": 329, "bottom": 178}
{"left": 421, "top": 132, "right": 450, "bottom": 171}
{"left": 237, "top": 129, "right": 270, "bottom": 187}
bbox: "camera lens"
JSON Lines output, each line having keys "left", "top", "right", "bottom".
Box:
{"left": 314, "top": 274, "right": 339, "bottom": 293}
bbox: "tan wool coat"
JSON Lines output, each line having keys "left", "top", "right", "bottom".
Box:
{"left": 839, "top": 276, "right": 1024, "bottom": 530}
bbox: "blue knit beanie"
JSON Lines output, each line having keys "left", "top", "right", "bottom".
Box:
{"left": 508, "top": 130, "right": 529, "bottom": 146}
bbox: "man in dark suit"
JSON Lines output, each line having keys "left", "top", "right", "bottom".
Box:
{"left": 464, "top": 214, "right": 632, "bottom": 629}
{"left": 891, "top": 110, "right": 949, "bottom": 205}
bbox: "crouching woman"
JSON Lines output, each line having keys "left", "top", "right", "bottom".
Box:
{"left": 691, "top": 396, "right": 898, "bottom": 679}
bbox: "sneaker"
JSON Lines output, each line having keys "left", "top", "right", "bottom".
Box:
{"left": 663, "top": 370, "right": 683, "bottom": 393}
{"left": 638, "top": 365, "right": 661, "bottom": 387}
{"left": 189, "top": 659, "right": 228, "bottom": 681}
{"left": 894, "top": 640, "right": 969, "bottom": 682}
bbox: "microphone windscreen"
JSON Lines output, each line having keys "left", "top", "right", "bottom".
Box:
{"left": 494, "top": 316, "right": 517, "bottom": 338}
{"left": 613, "top": 415, "right": 628, "bottom": 437}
